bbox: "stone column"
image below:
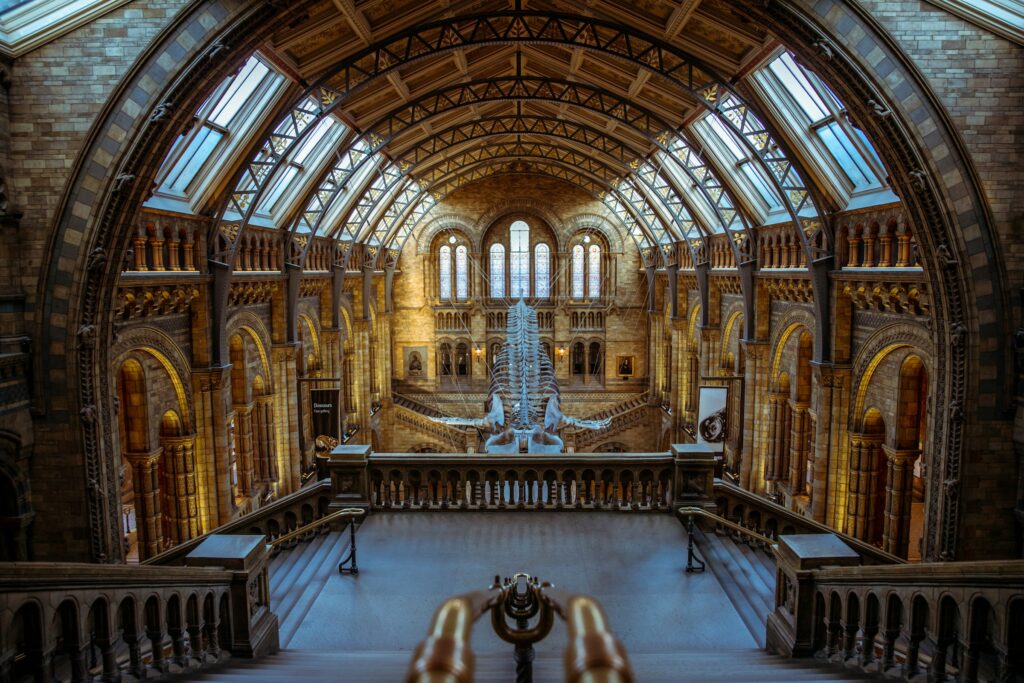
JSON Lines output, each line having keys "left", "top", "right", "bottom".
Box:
{"left": 159, "top": 434, "right": 201, "bottom": 544}
{"left": 810, "top": 363, "right": 852, "bottom": 527}
{"left": 232, "top": 405, "right": 255, "bottom": 496}
{"left": 272, "top": 342, "right": 302, "bottom": 493}
{"left": 881, "top": 446, "right": 919, "bottom": 558}
{"left": 844, "top": 432, "right": 885, "bottom": 541}
{"left": 739, "top": 341, "right": 770, "bottom": 491}
{"left": 252, "top": 396, "right": 277, "bottom": 485}
{"left": 125, "top": 448, "right": 164, "bottom": 559}
{"left": 192, "top": 367, "right": 233, "bottom": 530}
{"left": 764, "top": 394, "right": 781, "bottom": 482}
{"left": 788, "top": 403, "right": 810, "bottom": 495}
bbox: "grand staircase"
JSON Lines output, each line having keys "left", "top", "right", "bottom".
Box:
{"left": 178, "top": 513, "right": 879, "bottom": 682}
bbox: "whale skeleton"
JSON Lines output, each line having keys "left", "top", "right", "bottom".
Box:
{"left": 430, "top": 300, "right": 610, "bottom": 453}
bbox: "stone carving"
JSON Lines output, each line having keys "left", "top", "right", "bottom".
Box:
{"left": 86, "top": 246, "right": 107, "bottom": 272}
{"left": 149, "top": 101, "right": 174, "bottom": 123}
{"left": 430, "top": 301, "right": 609, "bottom": 453}
{"left": 113, "top": 173, "right": 136, "bottom": 192}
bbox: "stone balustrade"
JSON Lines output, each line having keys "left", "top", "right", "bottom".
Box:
{"left": 144, "top": 480, "right": 334, "bottom": 566}
{"left": 713, "top": 478, "right": 902, "bottom": 566}
{"left": 768, "top": 536, "right": 1024, "bottom": 683}
{"left": 0, "top": 534, "right": 275, "bottom": 682}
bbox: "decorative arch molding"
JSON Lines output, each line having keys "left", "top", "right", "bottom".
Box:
{"left": 720, "top": 305, "right": 745, "bottom": 368}
{"left": 224, "top": 311, "right": 274, "bottom": 388}
{"left": 851, "top": 322, "right": 936, "bottom": 423}
{"left": 767, "top": 308, "right": 816, "bottom": 386}
{"left": 415, "top": 214, "right": 474, "bottom": 255}
{"left": 470, "top": 201, "right": 567, "bottom": 253}
{"left": 110, "top": 326, "right": 195, "bottom": 432}
{"left": 563, "top": 213, "right": 625, "bottom": 253}
{"left": 36, "top": 0, "right": 1005, "bottom": 561}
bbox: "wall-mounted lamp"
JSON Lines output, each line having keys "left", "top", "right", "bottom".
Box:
{"left": 474, "top": 345, "right": 482, "bottom": 355}
{"left": 557, "top": 346, "right": 567, "bottom": 357}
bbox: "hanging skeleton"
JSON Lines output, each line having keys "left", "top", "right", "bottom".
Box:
{"left": 432, "top": 300, "right": 609, "bottom": 452}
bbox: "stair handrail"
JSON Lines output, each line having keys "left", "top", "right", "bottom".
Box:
{"left": 406, "top": 589, "right": 499, "bottom": 683}
{"left": 143, "top": 479, "right": 332, "bottom": 565}
{"left": 678, "top": 506, "right": 777, "bottom": 547}
{"left": 558, "top": 593, "right": 633, "bottom": 683}
{"left": 712, "top": 479, "right": 905, "bottom": 565}
{"left": 406, "top": 574, "right": 634, "bottom": 683}
{"left": 267, "top": 507, "right": 365, "bottom": 548}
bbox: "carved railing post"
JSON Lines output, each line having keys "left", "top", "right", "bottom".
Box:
{"left": 766, "top": 534, "right": 860, "bottom": 658}
{"left": 326, "top": 444, "right": 372, "bottom": 516}
{"left": 672, "top": 443, "right": 715, "bottom": 510}
{"left": 186, "top": 535, "right": 278, "bottom": 658}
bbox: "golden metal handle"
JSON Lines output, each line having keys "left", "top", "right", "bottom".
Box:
{"left": 267, "top": 507, "right": 365, "bottom": 547}
{"left": 406, "top": 591, "right": 496, "bottom": 683}
{"left": 678, "top": 506, "right": 777, "bottom": 547}
{"left": 563, "top": 595, "right": 634, "bottom": 683}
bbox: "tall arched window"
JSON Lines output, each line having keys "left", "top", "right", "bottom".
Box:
{"left": 571, "top": 245, "right": 585, "bottom": 299}
{"left": 587, "top": 244, "right": 601, "bottom": 298}
{"left": 534, "top": 243, "right": 550, "bottom": 298}
{"left": 489, "top": 243, "right": 505, "bottom": 298}
{"left": 510, "top": 220, "right": 530, "bottom": 298}
{"left": 455, "top": 245, "right": 468, "bottom": 300}
{"left": 439, "top": 245, "right": 452, "bottom": 300}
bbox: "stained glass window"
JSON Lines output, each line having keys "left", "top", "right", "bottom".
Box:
{"left": 439, "top": 245, "right": 452, "bottom": 299}
{"left": 587, "top": 244, "right": 601, "bottom": 298}
{"left": 455, "top": 245, "right": 468, "bottom": 300}
{"left": 534, "top": 243, "right": 550, "bottom": 298}
{"left": 490, "top": 243, "right": 505, "bottom": 298}
{"left": 510, "top": 220, "right": 530, "bottom": 298}
{"left": 571, "top": 245, "right": 584, "bottom": 299}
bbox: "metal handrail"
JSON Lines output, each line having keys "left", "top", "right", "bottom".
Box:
{"left": 268, "top": 507, "right": 365, "bottom": 548}
{"left": 406, "top": 589, "right": 499, "bottom": 683}
{"left": 678, "top": 506, "right": 777, "bottom": 547}
{"left": 406, "top": 575, "right": 633, "bottom": 683}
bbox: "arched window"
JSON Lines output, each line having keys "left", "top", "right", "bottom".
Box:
{"left": 588, "top": 342, "right": 602, "bottom": 376}
{"left": 571, "top": 245, "right": 585, "bottom": 299}
{"left": 440, "top": 343, "right": 453, "bottom": 376}
{"left": 571, "top": 342, "right": 585, "bottom": 376}
{"left": 455, "top": 245, "right": 468, "bottom": 300}
{"left": 510, "top": 220, "right": 530, "bottom": 298}
{"left": 587, "top": 244, "right": 601, "bottom": 298}
{"left": 455, "top": 343, "right": 470, "bottom": 377}
{"left": 489, "top": 243, "right": 505, "bottom": 298}
{"left": 534, "top": 243, "right": 550, "bottom": 298}
{"left": 439, "top": 245, "right": 452, "bottom": 300}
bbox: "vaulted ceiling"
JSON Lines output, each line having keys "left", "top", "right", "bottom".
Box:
{"left": 146, "top": 0, "right": 896, "bottom": 273}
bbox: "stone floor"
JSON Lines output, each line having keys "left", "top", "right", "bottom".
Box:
{"left": 283, "top": 512, "right": 758, "bottom": 654}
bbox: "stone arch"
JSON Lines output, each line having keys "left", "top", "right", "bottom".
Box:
{"left": 471, "top": 201, "right": 567, "bottom": 253}
{"left": 415, "top": 214, "right": 474, "bottom": 255}
{"left": 852, "top": 323, "right": 935, "bottom": 425}
{"left": 110, "top": 327, "right": 194, "bottom": 432}
{"left": 564, "top": 213, "right": 625, "bottom": 253}
{"left": 224, "top": 312, "right": 274, "bottom": 388}
{"left": 34, "top": 0, "right": 1005, "bottom": 561}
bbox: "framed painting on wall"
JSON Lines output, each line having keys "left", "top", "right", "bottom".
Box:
{"left": 616, "top": 354, "right": 634, "bottom": 377}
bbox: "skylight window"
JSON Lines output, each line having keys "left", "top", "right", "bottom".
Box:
{"left": 696, "top": 116, "right": 783, "bottom": 215}
{"left": 148, "top": 54, "right": 283, "bottom": 210}
{"left": 757, "top": 51, "right": 887, "bottom": 196}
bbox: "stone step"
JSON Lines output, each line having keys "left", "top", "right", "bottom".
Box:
{"left": 181, "top": 648, "right": 880, "bottom": 682}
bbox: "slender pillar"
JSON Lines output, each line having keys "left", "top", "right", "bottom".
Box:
{"left": 125, "top": 448, "right": 164, "bottom": 559}
{"left": 881, "top": 446, "right": 919, "bottom": 557}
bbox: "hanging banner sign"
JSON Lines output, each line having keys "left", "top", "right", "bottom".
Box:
{"left": 310, "top": 388, "right": 341, "bottom": 442}
{"left": 696, "top": 386, "right": 728, "bottom": 452}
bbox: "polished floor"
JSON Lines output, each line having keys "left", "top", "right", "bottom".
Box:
{"left": 280, "top": 512, "right": 758, "bottom": 655}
